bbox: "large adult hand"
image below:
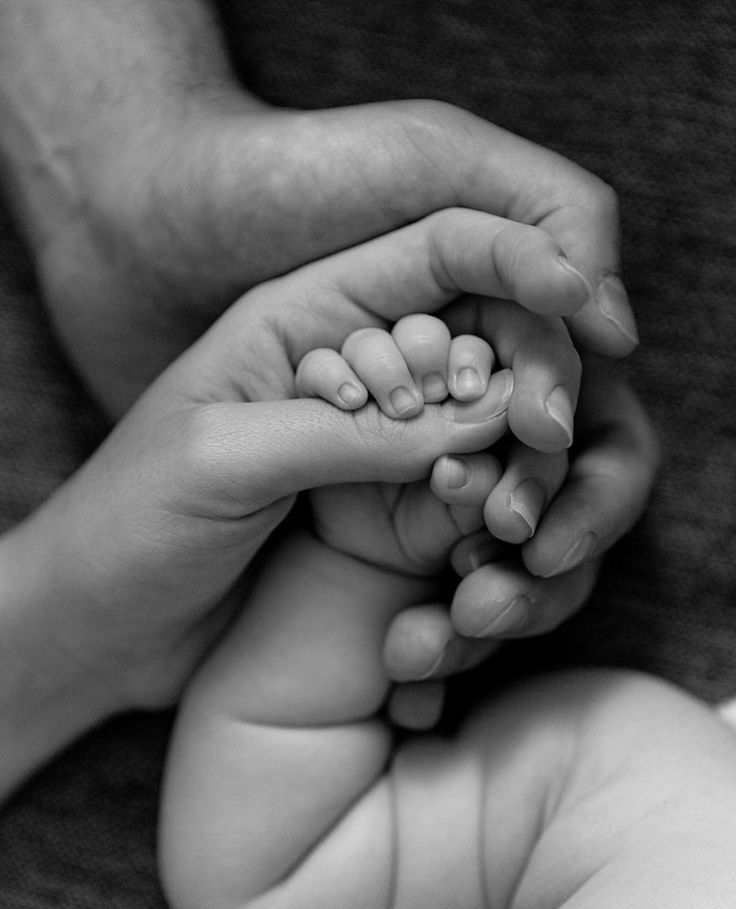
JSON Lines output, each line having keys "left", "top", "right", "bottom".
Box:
{"left": 2, "top": 1, "right": 635, "bottom": 417}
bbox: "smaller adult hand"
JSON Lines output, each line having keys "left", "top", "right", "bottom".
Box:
{"left": 19, "top": 204, "right": 583, "bottom": 718}
{"left": 380, "top": 357, "right": 658, "bottom": 689}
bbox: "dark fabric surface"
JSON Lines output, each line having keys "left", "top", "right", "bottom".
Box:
{"left": 1, "top": 1, "right": 734, "bottom": 904}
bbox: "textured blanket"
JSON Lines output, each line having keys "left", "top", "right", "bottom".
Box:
{"left": 1, "top": 1, "right": 734, "bottom": 904}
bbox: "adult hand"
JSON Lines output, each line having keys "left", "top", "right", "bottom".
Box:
{"left": 382, "top": 351, "right": 659, "bottom": 687}
{"left": 2, "top": 1, "right": 635, "bottom": 417}
{"left": 0, "top": 0, "right": 656, "bottom": 692}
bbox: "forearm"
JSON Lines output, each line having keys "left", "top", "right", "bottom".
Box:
{"left": 161, "top": 529, "right": 437, "bottom": 908}
{"left": 0, "top": 515, "right": 119, "bottom": 799}
{"left": 0, "top": 0, "right": 249, "bottom": 249}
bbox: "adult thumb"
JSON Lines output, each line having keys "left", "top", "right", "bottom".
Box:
{"left": 181, "top": 371, "right": 512, "bottom": 515}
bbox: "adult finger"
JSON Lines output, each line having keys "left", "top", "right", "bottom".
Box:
{"left": 150, "top": 370, "right": 514, "bottom": 517}
{"left": 444, "top": 296, "right": 582, "bottom": 453}
{"left": 383, "top": 603, "right": 500, "bottom": 683}
{"left": 482, "top": 442, "right": 569, "bottom": 545}
{"left": 227, "top": 101, "right": 637, "bottom": 356}
{"left": 522, "top": 358, "right": 660, "bottom": 578}
{"left": 450, "top": 557, "right": 600, "bottom": 640}
{"left": 255, "top": 206, "right": 590, "bottom": 358}
{"left": 161, "top": 207, "right": 587, "bottom": 406}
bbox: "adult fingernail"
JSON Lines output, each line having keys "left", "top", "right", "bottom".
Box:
{"left": 443, "top": 369, "right": 513, "bottom": 423}
{"left": 338, "top": 382, "right": 364, "bottom": 407}
{"left": 556, "top": 255, "right": 592, "bottom": 308}
{"left": 416, "top": 646, "right": 448, "bottom": 681}
{"left": 440, "top": 456, "right": 469, "bottom": 489}
{"left": 454, "top": 367, "right": 485, "bottom": 398}
{"left": 543, "top": 530, "right": 599, "bottom": 577}
{"left": 507, "top": 478, "right": 547, "bottom": 537}
{"left": 390, "top": 386, "right": 420, "bottom": 416}
{"left": 596, "top": 274, "right": 639, "bottom": 347}
{"left": 545, "top": 386, "right": 574, "bottom": 448}
{"left": 472, "top": 594, "right": 533, "bottom": 638}
{"left": 450, "top": 533, "right": 502, "bottom": 577}
{"left": 422, "top": 372, "right": 447, "bottom": 401}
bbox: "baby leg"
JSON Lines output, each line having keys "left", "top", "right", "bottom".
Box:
{"left": 475, "top": 669, "right": 736, "bottom": 908}
{"left": 386, "top": 669, "right": 736, "bottom": 908}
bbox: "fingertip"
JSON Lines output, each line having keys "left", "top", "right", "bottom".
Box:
{"left": 450, "top": 366, "right": 486, "bottom": 400}
{"left": 388, "top": 384, "right": 424, "bottom": 418}
{"left": 431, "top": 455, "right": 470, "bottom": 495}
{"left": 442, "top": 367, "right": 513, "bottom": 424}
{"left": 383, "top": 606, "right": 453, "bottom": 682}
{"left": 421, "top": 372, "right": 449, "bottom": 403}
{"left": 447, "top": 334, "right": 494, "bottom": 401}
{"left": 524, "top": 529, "right": 600, "bottom": 578}
{"left": 543, "top": 385, "right": 574, "bottom": 449}
{"left": 488, "top": 477, "right": 547, "bottom": 544}
{"left": 508, "top": 384, "right": 575, "bottom": 454}
{"left": 553, "top": 255, "right": 593, "bottom": 314}
{"left": 493, "top": 226, "right": 591, "bottom": 317}
{"left": 450, "top": 532, "right": 506, "bottom": 578}
{"left": 596, "top": 274, "right": 639, "bottom": 347}
{"left": 337, "top": 381, "right": 368, "bottom": 409}
{"left": 567, "top": 274, "right": 639, "bottom": 358}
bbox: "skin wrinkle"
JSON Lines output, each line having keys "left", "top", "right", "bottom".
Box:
{"left": 492, "top": 224, "right": 525, "bottom": 302}
{"left": 390, "top": 101, "right": 465, "bottom": 210}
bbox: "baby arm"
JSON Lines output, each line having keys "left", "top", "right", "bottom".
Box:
{"left": 159, "top": 528, "right": 422, "bottom": 909}
{"left": 158, "top": 302, "right": 569, "bottom": 905}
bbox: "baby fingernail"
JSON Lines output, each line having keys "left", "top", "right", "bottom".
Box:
{"left": 390, "top": 386, "right": 420, "bottom": 416}
{"left": 507, "top": 478, "right": 546, "bottom": 537}
{"left": 596, "top": 274, "right": 639, "bottom": 347}
{"left": 543, "top": 530, "right": 599, "bottom": 577}
{"left": 338, "top": 382, "right": 364, "bottom": 407}
{"left": 450, "top": 534, "right": 501, "bottom": 577}
{"left": 444, "top": 369, "right": 513, "bottom": 423}
{"left": 545, "top": 386, "right": 574, "bottom": 448}
{"left": 422, "top": 372, "right": 447, "bottom": 401}
{"left": 441, "top": 456, "right": 470, "bottom": 489}
{"left": 472, "top": 594, "right": 533, "bottom": 637}
{"left": 454, "top": 367, "right": 485, "bottom": 398}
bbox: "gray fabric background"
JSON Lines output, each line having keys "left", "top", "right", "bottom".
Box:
{"left": 0, "top": 1, "right": 734, "bottom": 904}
